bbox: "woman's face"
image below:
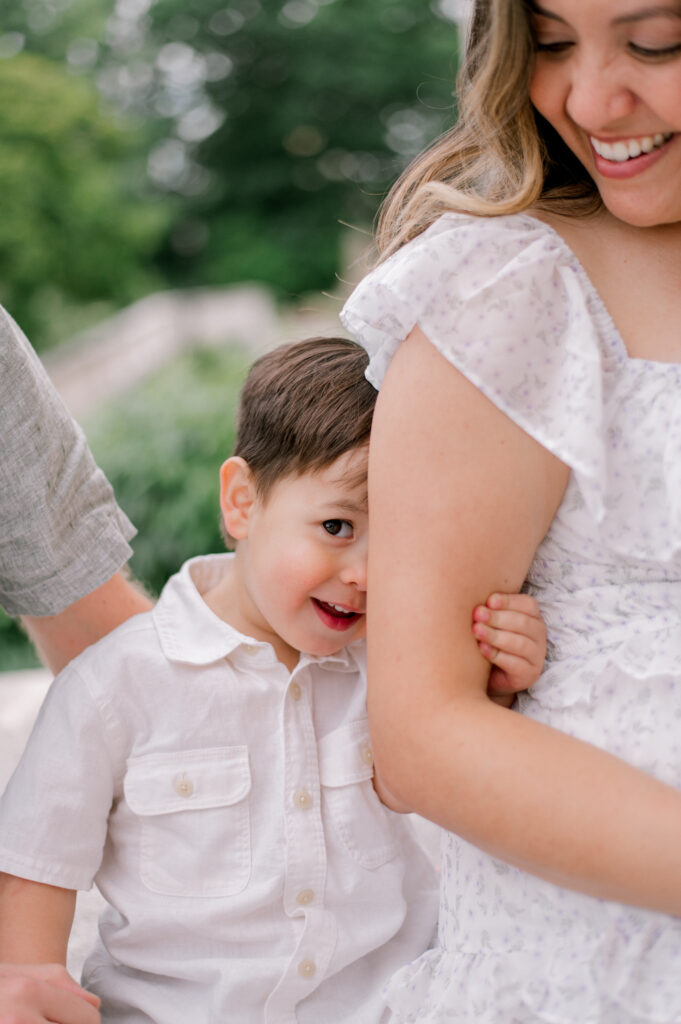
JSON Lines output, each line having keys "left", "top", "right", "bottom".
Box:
{"left": 528, "top": 0, "right": 681, "bottom": 227}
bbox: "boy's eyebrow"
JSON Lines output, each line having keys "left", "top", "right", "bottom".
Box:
{"left": 319, "top": 494, "right": 368, "bottom": 515}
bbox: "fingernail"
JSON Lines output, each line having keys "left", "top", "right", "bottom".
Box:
{"left": 474, "top": 606, "right": 490, "bottom": 622}
{"left": 488, "top": 594, "right": 503, "bottom": 609}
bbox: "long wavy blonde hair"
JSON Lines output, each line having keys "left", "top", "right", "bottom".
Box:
{"left": 376, "top": 0, "right": 602, "bottom": 258}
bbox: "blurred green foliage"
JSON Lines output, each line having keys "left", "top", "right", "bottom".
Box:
{"left": 0, "top": 51, "right": 169, "bottom": 348}
{"left": 98, "top": 0, "right": 461, "bottom": 297}
{"left": 0, "top": 2, "right": 461, "bottom": 344}
{"left": 0, "top": 616, "right": 40, "bottom": 671}
{"left": 84, "top": 344, "right": 251, "bottom": 596}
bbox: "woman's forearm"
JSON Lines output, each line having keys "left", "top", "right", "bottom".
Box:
{"left": 370, "top": 687, "right": 681, "bottom": 912}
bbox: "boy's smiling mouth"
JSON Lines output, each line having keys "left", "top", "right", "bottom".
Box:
{"left": 312, "top": 598, "right": 364, "bottom": 631}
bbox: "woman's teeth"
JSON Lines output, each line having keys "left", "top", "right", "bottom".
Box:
{"left": 591, "top": 132, "right": 673, "bottom": 162}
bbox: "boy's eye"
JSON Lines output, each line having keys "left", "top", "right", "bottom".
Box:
{"left": 323, "top": 519, "right": 353, "bottom": 538}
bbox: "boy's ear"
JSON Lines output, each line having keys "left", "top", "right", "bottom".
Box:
{"left": 219, "top": 457, "right": 257, "bottom": 541}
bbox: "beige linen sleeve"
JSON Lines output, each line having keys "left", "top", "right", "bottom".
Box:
{"left": 0, "top": 306, "right": 136, "bottom": 616}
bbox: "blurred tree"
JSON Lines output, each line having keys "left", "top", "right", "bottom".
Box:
{"left": 0, "top": 0, "right": 109, "bottom": 62}
{"left": 98, "top": 0, "right": 462, "bottom": 297}
{"left": 85, "top": 344, "right": 250, "bottom": 595}
{"left": 0, "top": 48, "right": 168, "bottom": 348}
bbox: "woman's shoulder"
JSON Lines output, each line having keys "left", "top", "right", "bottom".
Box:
{"left": 346, "top": 210, "right": 582, "bottom": 314}
{"left": 397, "top": 209, "right": 576, "bottom": 275}
{"left": 340, "top": 207, "right": 613, "bottom": 482}
{"left": 340, "top": 209, "right": 587, "bottom": 357}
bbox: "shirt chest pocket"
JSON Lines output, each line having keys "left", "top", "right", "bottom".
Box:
{"left": 319, "top": 720, "right": 401, "bottom": 870}
{"left": 124, "top": 746, "right": 251, "bottom": 898}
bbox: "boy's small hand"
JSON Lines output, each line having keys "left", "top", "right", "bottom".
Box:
{"left": 472, "top": 593, "right": 546, "bottom": 706}
{"left": 0, "top": 963, "right": 101, "bottom": 1023}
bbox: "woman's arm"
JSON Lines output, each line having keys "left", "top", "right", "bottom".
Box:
{"left": 367, "top": 327, "right": 681, "bottom": 913}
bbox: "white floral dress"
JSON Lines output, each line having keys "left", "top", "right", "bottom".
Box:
{"left": 341, "top": 212, "right": 681, "bottom": 1023}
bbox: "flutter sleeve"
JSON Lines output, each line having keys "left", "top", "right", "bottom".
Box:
{"left": 341, "top": 212, "right": 615, "bottom": 526}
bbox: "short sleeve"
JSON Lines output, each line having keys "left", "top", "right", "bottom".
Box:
{"left": 0, "top": 307, "right": 136, "bottom": 616}
{"left": 0, "top": 662, "right": 119, "bottom": 890}
{"left": 341, "top": 213, "right": 613, "bottom": 524}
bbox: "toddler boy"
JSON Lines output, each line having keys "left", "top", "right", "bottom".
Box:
{"left": 0, "top": 337, "right": 546, "bottom": 1024}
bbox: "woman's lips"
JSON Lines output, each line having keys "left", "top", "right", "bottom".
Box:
{"left": 590, "top": 132, "right": 675, "bottom": 180}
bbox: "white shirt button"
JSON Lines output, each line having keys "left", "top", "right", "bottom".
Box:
{"left": 290, "top": 682, "right": 302, "bottom": 701}
{"left": 293, "top": 788, "right": 312, "bottom": 810}
{"left": 243, "top": 645, "right": 258, "bottom": 656}
{"left": 173, "top": 775, "right": 194, "bottom": 797}
{"left": 296, "top": 888, "right": 315, "bottom": 906}
{"left": 360, "top": 743, "right": 374, "bottom": 767}
{"left": 298, "top": 959, "right": 316, "bottom": 980}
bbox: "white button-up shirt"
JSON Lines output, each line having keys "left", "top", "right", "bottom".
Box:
{"left": 0, "top": 555, "right": 437, "bottom": 1023}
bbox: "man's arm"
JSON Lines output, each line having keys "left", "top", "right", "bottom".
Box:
{"left": 21, "top": 570, "right": 152, "bottom": 674}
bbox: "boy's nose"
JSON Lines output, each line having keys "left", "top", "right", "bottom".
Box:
{"left": 340, "top": 543, "right": 368, "bottom": 592}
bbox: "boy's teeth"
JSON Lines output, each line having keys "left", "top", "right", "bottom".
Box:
{"left": 591, "top": 132, "right": 672, "bottom": 162}
{"left": 317, "top": 599, "right": 359, "bottom": 617}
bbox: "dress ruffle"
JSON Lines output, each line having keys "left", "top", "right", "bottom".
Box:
{"left": 340, "top": 212, "right": 681, "bottom": 563}
{"left": 386, "top": 916, "right": 681, "bottom": 1024}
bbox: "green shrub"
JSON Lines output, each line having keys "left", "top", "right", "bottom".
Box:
{"left": 0, "top": 614, "right": 40, "bottom": 671}
{"left": 85, "top": 344, "right": 251, "bottom": 597}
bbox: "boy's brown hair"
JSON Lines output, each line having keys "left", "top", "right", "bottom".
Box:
{"left": 233, "top": 336, "right": 377, "bottom": 499}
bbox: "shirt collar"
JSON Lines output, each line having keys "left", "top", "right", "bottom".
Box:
{"left": 153, "top": 553, "right": 362, "bottom": 674}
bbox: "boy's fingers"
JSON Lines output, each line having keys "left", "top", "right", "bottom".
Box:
{"left": 0, "top": 968, "right": 101, "bottom": 1024}
{"left": 484, "top": 649, "right": 535, "bottom": 691}
{"left": 486, "top": 592, "right": 541, "bottom": 616}
{"left": 32, "top": 964, "right": 100, "bottom": 1006}
{"left": 40, "top": 983, "right": 102, "bottom": 1024}
{"left": 474, "top": 624, "right": 540, "bottom": 664}
{"left": 475, "top": 609, "right": 544, "bottom": 639}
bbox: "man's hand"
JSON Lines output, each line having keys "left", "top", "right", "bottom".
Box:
{"left": 473, "top": 592, "right": 547, "bottom": 707}
{"left": 0, "top": 963, "right": 100, "bottom": 1024}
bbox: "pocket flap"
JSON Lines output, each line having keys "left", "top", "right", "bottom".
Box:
{"left": 318, "top": 720, "right": 375, "bottom": 788}
{"left": 125, "top": 746, "right": 251, "bottom": 815}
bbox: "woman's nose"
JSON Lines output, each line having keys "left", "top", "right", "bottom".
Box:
{"left": 565, "top": 54, "right": 637, "bottom": 132}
